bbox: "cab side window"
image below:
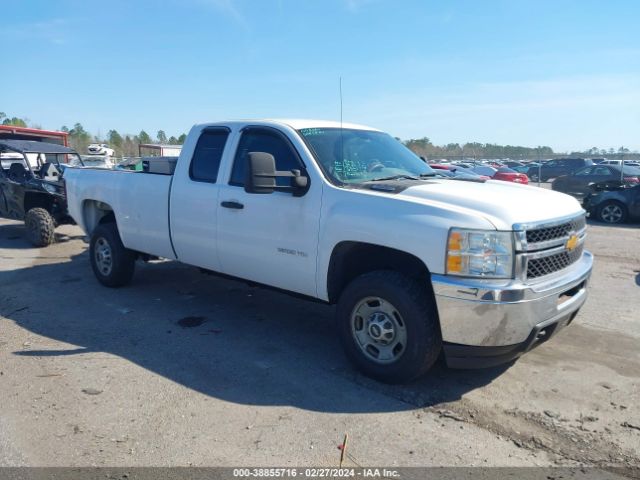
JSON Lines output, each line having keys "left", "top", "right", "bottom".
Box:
{"left": 230, "top": 129, "right": 304, "bottom": 187}
{"left": 592, "top": 166, "right": 611, "bottom": 176}
{"left": 189, "top": 129, "right": 230, "bottom": 183}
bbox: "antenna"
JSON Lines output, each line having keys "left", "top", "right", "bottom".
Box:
{"left": 339, "top": 76, "right": 344, "bottom": 165}
{"left": 339, "top": 76, "right": 343, "bottom": 127}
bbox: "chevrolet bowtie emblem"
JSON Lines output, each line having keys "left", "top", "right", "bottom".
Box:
{"left": 566, "top": 234, "right": 579, "bottom": 251}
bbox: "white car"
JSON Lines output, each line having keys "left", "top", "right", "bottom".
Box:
{"left": 80, "top": 155, "right": 115, "bottom": 169}
{"left": 598, "top": 159, "right": 640, "bottom": 167}
{"left": 64, "top": 119, "right": 593, "bottom": 383}
{"left": 87, "top": 143, "right": 115, "bottom": 156}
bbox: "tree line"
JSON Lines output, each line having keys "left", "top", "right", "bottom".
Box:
{"left": 1, "top": 112, "right": 186, "bottom": 157}
{"left": 404, "top": 137, "right": 555, "bottom": 160}
{"left": 403, "top": 137, "right": 638, "bottom": 160}
{"left": 2, "top": 112, "right": 637, "bottom": 159}
{"left": 60, "top": 124, "right": 187, "bottom": 157}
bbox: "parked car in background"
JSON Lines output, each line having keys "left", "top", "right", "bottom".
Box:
{"left": 493, "top": 167, "right": 529, "bottom": 184}
{"left": 528, "top": 158, "right": 593, "bottom": 182}
{"left": 429, "top": 164, "right": 490, "bottom": 181}
{"left": 551, "top": 165, "right": 640, "bottom": 201}
{"left": 81, "top": 155, "right": 115, "bottom": 169}
{"left": 584, "top": 182, "right": 640, "bottom": 224}
{"left": 511, "top": 163, "right": 537, "bottom": 174}
{"left": 452, "top": 166, "right": 491, "bottom": 180}
{"left": 504, "top": 161, "right": 525, "bottom": 169}
{"left": 598, "top": 159, "right": 640, "bottom": 167}
{"left": 0, "top": 140, "right": 84, "bottom": 246}
{"left": 469, "top": 165, "right": 528, "bottom": 184}
{"left": 451, "top": 162, "right": 475, "bottom": 169}
{"left": 470, "top": 165, "right": 497, "bottom": 177}
{"left": 87, "top": 143, "right": 115, "bottom": 156}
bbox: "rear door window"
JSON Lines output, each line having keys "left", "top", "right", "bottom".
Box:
{"left": 189, "top": 128, "right": 230, "bottom": 183}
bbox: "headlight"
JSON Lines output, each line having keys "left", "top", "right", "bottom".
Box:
{"left": 446, "top": 229, "right": 514, "bottom": 278}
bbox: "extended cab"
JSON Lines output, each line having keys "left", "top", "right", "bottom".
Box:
{"left": 64, "top": 120, "right": 593, "bottom": 383}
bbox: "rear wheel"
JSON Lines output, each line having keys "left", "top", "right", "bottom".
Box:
{"left": 597, "top": 201, "right": 627, "bottom": 224}
{"left": 90, "top": 222, "right": 136, "bottom": 287}
{"left": 336, "top": 270, "right": 441, "bottom": 384}
{"left": 25, "top": 208, "right": 56, "bottom": 247}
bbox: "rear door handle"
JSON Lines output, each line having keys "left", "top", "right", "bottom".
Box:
{"left": 221, "top": 200, "right": 244, "bottom": 210}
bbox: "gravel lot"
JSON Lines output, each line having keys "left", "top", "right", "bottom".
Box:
{"left": 0, "top": 215, "right": 638, "bottom": 469}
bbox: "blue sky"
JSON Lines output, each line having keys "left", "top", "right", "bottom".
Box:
{"left": 2, "top": 0, "right": 639, "bottom": 151}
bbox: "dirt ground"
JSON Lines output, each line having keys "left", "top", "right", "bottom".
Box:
{"left": 0, "top": 216, "right": 638, "bottom": 469}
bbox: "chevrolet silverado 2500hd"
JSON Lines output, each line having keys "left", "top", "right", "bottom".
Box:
{"left": 65, "top": 120, "right": 593, "bottom": 383}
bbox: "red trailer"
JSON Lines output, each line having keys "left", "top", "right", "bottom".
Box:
{"left": 0, "top": 125, "right": 69, "bottom": 146}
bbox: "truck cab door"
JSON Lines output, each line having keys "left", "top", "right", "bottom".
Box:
{"left": 216, "top": 127, "right": 321, "bottom": 297}
{"left": 169, "top": 127, "right": 231, "bottom": 271}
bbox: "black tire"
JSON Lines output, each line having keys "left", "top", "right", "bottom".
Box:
{"left": 597, "top": 200, "right": 628, "bottom": 224}
{"left": 336, "top": 270, "right": 441, "bottom": 384}
{"left": 89, "top": 222, "right": 136, "bottom": 287}
{"left": 529, "top": 172, "right": 539, "bottom": 182}
{"left": 25, "top": 208, "right": 56, "bottom": 247}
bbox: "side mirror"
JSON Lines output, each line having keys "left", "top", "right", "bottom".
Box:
{"left": 245, "top": 152, "right": 309, "bottom": 196}
{"left": 245, "top": 152, "right": 276, "bottom": 194}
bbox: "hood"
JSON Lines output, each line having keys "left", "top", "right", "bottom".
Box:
{"left": 398, "top": 179, "right": 584, "bottom": 230}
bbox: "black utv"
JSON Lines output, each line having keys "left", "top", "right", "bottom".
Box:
{"left": 0, "top": 140, "right": 84, "bottom": 246}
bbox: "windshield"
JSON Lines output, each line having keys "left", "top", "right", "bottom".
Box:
{"left": 298, "top": 128, "right": 434, "bottom": 184}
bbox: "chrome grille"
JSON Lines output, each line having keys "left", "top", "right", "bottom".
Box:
{"left": 527, "top": 243, "right": 584, "bottom": 279}
{"left": 526, "top": 216, "right": 586, "bottom": 245}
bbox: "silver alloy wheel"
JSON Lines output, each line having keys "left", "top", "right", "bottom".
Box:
{"left": 601, "top": 204, "right": 623, "bottom": 223}
{"left": 350, "top": 296, "right": 407, "bottom": 364}
{"left": 94, "top": 237, "right": 113, "bottom": 276}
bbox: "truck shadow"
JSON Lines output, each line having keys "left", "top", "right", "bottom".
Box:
{"left": 0, "top": 224, "right": 30, "bottom": 249}
{"left": 2, "top": 252, "right": 510, "bottom": 414}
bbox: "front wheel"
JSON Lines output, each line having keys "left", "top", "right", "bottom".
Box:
{"left": 89, "top": 222, "right": 136, "bottom": 287}
{"left": 336, "top": 270, "right": 441, "bottom": 384}
{"left": 597, "top": 201, "right": 627, "bottom": 224}
{"left": 25, "top": 208, "right": 56, "bottom": 247}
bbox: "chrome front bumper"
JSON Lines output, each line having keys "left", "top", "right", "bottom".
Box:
{"left": 431, "top": 250, "right": 593, "bottom": 357}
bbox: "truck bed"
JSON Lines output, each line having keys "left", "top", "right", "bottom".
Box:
{"left": 65, "top": 168, "right": 176, "bottom": 259}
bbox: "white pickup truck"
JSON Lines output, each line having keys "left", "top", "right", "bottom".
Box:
{"left": 65, "top": 119, "right": 593, "bottom": 383}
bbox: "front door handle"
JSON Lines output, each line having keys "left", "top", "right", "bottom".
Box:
{"left": 221, "top": 200, "right": 244, "bottom": 210}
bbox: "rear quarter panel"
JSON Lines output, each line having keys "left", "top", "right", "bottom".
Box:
{"left": 65, "top": 168, "right": 175, "bottom": 259}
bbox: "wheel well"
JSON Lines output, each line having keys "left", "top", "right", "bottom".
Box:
{"left": 327, "top": 241, "right": 432, "bottom": 304}
{"left": 24, "top": 193, "right": 54, "bottom": 213}
{"left": 82, "top": 200, "right": 115, "bottom": 234}
{"left": 600, "top": 199, "right": 625, "bottom": 207}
